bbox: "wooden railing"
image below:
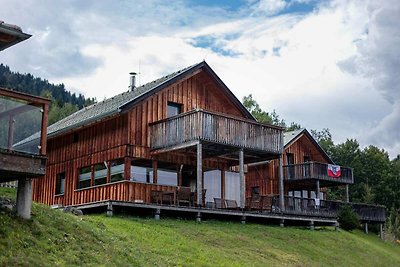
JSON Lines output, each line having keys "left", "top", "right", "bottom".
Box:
{"left": 150, "top": 109, "right": 283, "bottom": 154}
{"left": 283, "top": 162, "right": 353, "bottom": 184}
{"left": 261, "top": 195, "right": 386, "bottom": 222}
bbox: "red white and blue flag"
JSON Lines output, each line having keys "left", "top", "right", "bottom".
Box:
{"left": 327, "top": 164, "right": 341, "bottom": 178}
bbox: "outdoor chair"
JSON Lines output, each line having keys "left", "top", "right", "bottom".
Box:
{"left": 214, "top": 198, "right": 226, "bottom": 209}
{"left": 225, "top": 199, "right": 239, "bottom": 210}
{"left": 150, "top": 190, "right": 162, "bottom": 204}
{"left": 177, "top": 187, "right": 192, "bottom": 206}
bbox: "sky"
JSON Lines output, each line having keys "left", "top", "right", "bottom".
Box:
{"left": 0, "top": 0, "right": 399, "bottom": 159}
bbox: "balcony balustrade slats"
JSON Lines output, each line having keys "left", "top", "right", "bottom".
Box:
{"left": 150, "top": 110, "right": 283, "bottom": 154}
{"left": 259, "top": 195, "right": 385, "bottom": 222}
{"left": 283, "top": 162, "right": 354, "bottom": 184}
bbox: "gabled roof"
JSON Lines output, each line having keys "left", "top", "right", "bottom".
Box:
{"left": 30, "top": 61, "right": 254, "bottom": 141}
{"left": 284, "top": 128, "right": 334, "bottom": 164}
{"left": 0, "top": 21, "right": 31, "bottom": 51}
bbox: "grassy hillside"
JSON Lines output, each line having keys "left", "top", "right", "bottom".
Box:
{"left": 1, "top": 187, "right": 399, "bottom": 266}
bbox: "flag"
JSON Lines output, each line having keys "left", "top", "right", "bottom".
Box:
{"left": 327, "top": 164, "right": 341, "bottom": 178}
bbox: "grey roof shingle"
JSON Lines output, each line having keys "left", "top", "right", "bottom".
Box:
{"left": 283, "top": 129, "right": 304, "bottom": 146}
{"left": 15, "top": 63, "right": 201, "bottom": 146}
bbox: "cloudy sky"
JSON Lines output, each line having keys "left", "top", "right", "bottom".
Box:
{"left": 1, "top": 0, "right": 399, "bottom": 158}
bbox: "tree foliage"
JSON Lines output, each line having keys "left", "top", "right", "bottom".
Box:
{"left": 0, "top": 64, "right": 96, "bottom": 125}
{"left": 242, "top": 94, "right": 300, "bottom": 130}
{"left": 338, "top": 205, "right": 360, "bottom": 231}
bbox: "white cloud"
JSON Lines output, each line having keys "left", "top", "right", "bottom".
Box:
{"left": 0, "top": 0, "right": 398, "bottom": 158}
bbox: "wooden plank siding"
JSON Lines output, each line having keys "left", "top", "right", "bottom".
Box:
{"left": 246, "top": 133, "right": 331, "bottom": 198}
{"left": 33, "top": 70, "right": 252, "bottom": 206}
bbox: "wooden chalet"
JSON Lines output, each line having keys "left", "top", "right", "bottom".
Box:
{"left": 246, "top": 129, "right": 386, "bottom": 225}
{"left": 27, "top": 61, "right": 385, "bottom": 228}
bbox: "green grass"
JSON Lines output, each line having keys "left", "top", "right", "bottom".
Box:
{"left": 1, "top": 187, "right": 400, "bottom": 266}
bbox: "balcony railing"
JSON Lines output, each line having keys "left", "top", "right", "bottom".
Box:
{"left": 150, "top": 109, "right": 283, "bottom": 154}
{"left": 283, "top": 162, "right": 353, "bottom": 184}
{"left": 262, "top": 195, "right": 386, "bottom": 222}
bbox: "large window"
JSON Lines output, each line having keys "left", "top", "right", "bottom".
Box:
{"left": 158, "top": 168, "right": 177, "bottom": 186}
{"left": 110, "top": 159, "right": 125, "bottom": 182}
{"left": 204, "top": 170, "right": 221, "bottom": 203}
{"left": 167, "top": 102, "right": 182, "bottom": 118}
{"left": 225, "top": 171, "right": 240, "bottom": 203}
{"left": 94, "top": 162, "right": 107, "bottom": 186}
{"left": 78, "top": 166, "right": 91, "bottom": 189}
{"left": 130, "top": 164, "right": 152, "bottom": 183}
{"left": 55, "top": 172, "right": 65, "bottom": 195}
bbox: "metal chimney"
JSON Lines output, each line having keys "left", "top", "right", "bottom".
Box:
{"left": 129, "top": 72, "right": 137, "bottom": 90}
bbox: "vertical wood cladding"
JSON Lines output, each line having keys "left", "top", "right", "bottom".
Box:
{"left": 33, "top": 70, "right": 249, "bottom": 206}
{"left": 246, "top": 133, "right": 330, "bottom": 197}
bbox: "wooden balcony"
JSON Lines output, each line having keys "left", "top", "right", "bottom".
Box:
{"left": 247, "top": 195, "right": 386, "bottom": 223}
{"left": 283, "top": 162, "right": 353, "bottom": 188}
{"left": 149, "top": 109, "right": 283, "bottom": 162}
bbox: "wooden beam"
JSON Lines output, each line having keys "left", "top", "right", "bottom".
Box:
{"left": 0, "top": 87, "right": 50, "bottom": 106}
{"left": 40, "top": 101, "right": 49, "bottom": 155}
{"left": 239, "top": 149, "right": 245, "bottom": 209}
{"left": 197, "top": 142, "right": 202, "bottom": 206}
{"left": 221, "top": 169, "right": 225, "bottom": 200}
{"left": 7, "top": 116, "right": 14, "bottom": 150}
{"left": 278, "top": 157, "right": 285, "bottom": 211}
{"left": 152, "top": 159, "right": 158, "bottom": 184}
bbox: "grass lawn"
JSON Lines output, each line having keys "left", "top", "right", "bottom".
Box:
{"left": 1, "top": 187, "right": 399, "bottom": 266}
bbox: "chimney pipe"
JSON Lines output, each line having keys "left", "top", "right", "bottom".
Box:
{"left": 129, "top": 72, "right": 137, "bottom": 90}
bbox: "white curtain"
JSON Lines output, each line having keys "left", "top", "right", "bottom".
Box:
{"left": 204, "top": 170, "right": 221, "bottom": 203}
{"left": 225, "top": 171, "right": 240, "bottom": 203}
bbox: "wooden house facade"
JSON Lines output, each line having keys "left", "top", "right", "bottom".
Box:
{"left": 31, "top": 62, "right": 283, "bottom": 210}
{"left": 28, "top": 61, "right": 385, "bottom": 225}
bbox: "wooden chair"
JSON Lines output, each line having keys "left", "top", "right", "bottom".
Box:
{"left": 177, "top": 187, "right": 192, "bottom": 206}
{"left": 150, "top": 190, "right": 162, "bottom": 204}
{"left": 214, "top": 198, "right": 226, "bottom": 209}
{"left": 225, "top": 199, "right": 239, "bottom": 210}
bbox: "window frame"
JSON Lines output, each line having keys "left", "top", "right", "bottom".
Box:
{"left": 55, "top": 172, "right": 66, "bottom": 195}
{"left": 167, "top": 102, "right": 182, "bottom": 118}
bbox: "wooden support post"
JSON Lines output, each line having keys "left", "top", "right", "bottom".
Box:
{"left": 196, "top": 211, "right": 201, "bottom": 223}
{"left": 380, "top": 224, "right": 383, "bottom": 239}
{"left": 221, "top": 170, "right": 225, "bottom": 200}
{"left": 364, "top": 222, "right": 369, "bottom": 234}
{"left": 178, "top": 164, "right": 183, "bottom": 186}
{"left": 16, "top": 178, "right": 32, "bottom": 219}
{"left": 152, "top": 159, "right": 158, "bottom": 184}
{"left": 106, "top": 202, "right": 113, "bottom": 217}
{"left": 239, "top": 149, "right": 245, "bottom": 210}
{"left": 154, "top": 208, "right": 161, "bottom": 220}
{"left": 7, "top": 115, "right": 15, "bottom": 150}
{"left": 316, "top": 180, "right": 320, "bottom": 199}
{"left": 196, "top": 142, "right": 202, "bottom": 207}
{"left": 345, "top": 184, "right": 349, "bottom": 203}
{"left": 124, "top": 158, "right": 131, "bottom": 181}
{"left": 240, "top": 215, "right": 246, "bottom": 225}
{"left": 335, "top": 221, "right": 339, "bottom": 231}
{"left": 309, "top": 220, "right": 315, "bottom": 231}
{"left": 278, "top": 157, "right": 285, "bottom": 212}
{"left": 279, "top": 219, "right": 285, "bottom": 227}
{"left": 40, "top": 102, "right": 49, "bottom": 155}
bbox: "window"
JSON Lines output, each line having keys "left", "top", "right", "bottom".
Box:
{"left": 94, "top": 162, "right": 107, "bottom": 186}
{"left": 251, "top": 186, "right": 260, "bottom": 200}
{"left": 110, "top": 159, "right": 124, "bottom": 182}
{"left": 204, "top": 170, "right": 221, "bottom": 202}
{"left": 78, "top": 166, "right": 91, "bottom": 189}
{"left": 167, "top": 102, "right": 182, "bottom": 117}
{"left": 157, "top": 168, "right": 178, "bottom": 186}
{"left": 286, "top": 153, "right": 295, "bottom": 179}
{"left": 130, "top": 165, "right": 152, "bottom": 183}
{"left": 55, "top": 172, "right": 65, "bottom": 195}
